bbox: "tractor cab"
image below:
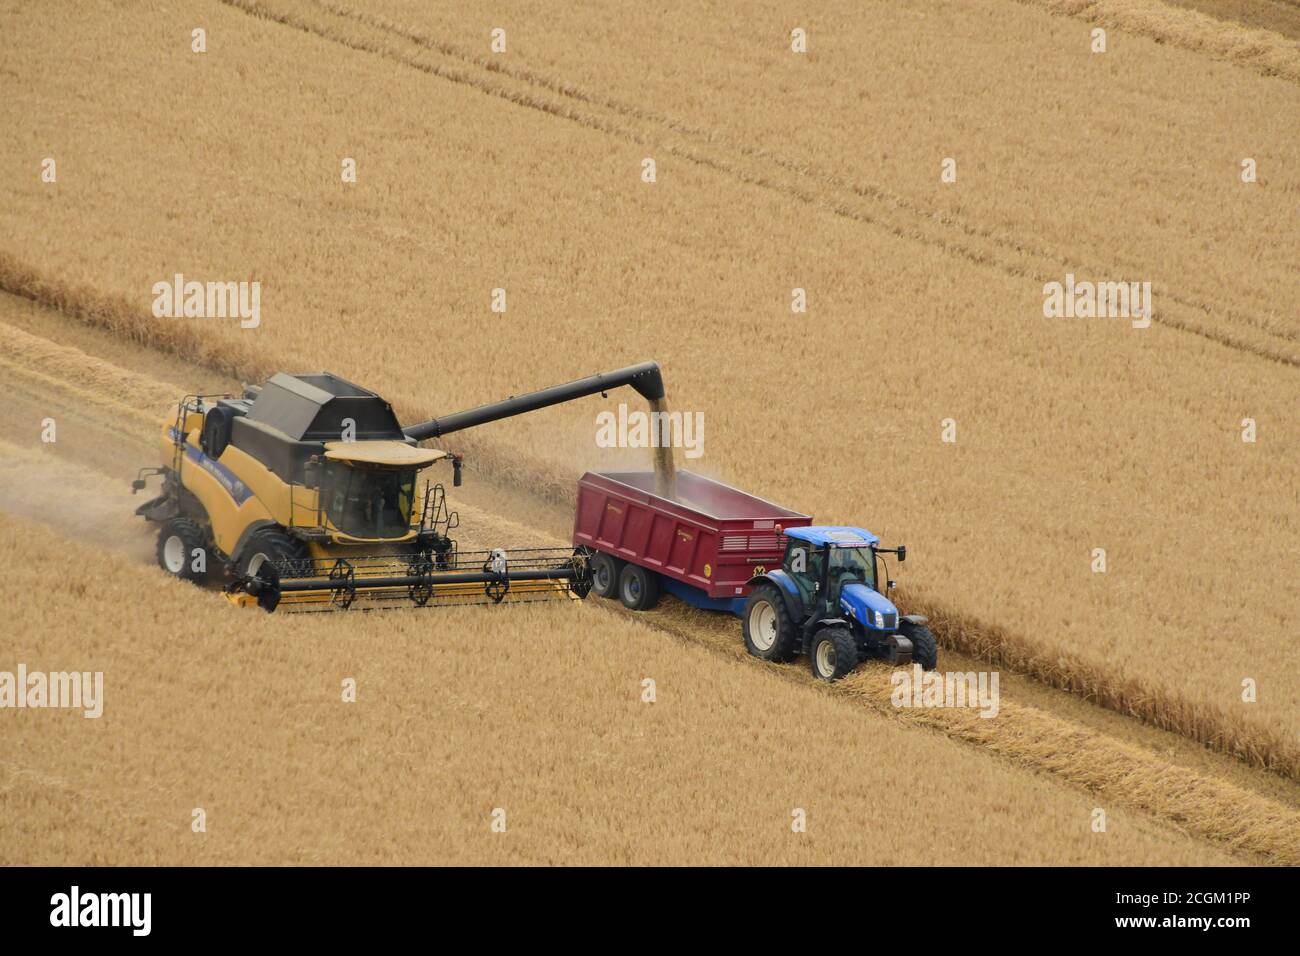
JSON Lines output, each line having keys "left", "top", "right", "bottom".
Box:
{"left": 744, "top": 525, "right": 936, "bottom": 681}
{"left": 780, "top": 526, "right": 882, "bottom": 608}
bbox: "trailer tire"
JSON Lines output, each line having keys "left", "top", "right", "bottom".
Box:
{"left": 618, "top": 563, "right": 660, "bottom": 610}
{"left": 900, "top": 622, "right": 938, "bottom": 671}
{"left": 239, "top": 527, "right": 310, "bottom": 579}
{"left": 742, "top": 585, "right": 800, "bottom": 663}
{"left": 590, "top": 552, "right": 623, "bottom": 599}
{"left": 156, "top": 517, "right": 212, "bottom": 582}
{"left": 810, "top": 626, "right": 858, "bottom": 681}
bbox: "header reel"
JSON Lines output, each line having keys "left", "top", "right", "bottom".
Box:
{"left": 230, "top": 544, "right": 593, "bottom": 613}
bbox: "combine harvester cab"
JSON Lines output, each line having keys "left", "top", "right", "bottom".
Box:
{"left": 133, "top": 363, "right": 667, "bottom": 612}
{"left": 574, "top": 473, "right": 937, "bottom": 680}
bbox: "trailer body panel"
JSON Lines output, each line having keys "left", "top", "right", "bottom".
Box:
{"left": 573, "top": 471, "right": 811, "bottom": 600}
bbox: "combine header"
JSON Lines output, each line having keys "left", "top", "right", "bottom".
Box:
{"left": 132, "top": 363, "right": 665, "bottom": 611}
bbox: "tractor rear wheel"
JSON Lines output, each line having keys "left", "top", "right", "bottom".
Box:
{"left": 618, "top": 563, "right": 660, "bottom": 610}
{"left": 590, "top": 552, "right": 623, "bottom": 599}
{"left": 239, "top": 527, "right": 310, "bottom": 580}
{"left": 156, "top": 517, "right": 211, "bottom": 582}
{"left": 810, "top": 626, "right": 858, "bottom": 681}
{"left": 742, "top": 584, "right": 799, "bottom": 663}
{"left": 901, "top": 622, "right": 938, "bottom": 671}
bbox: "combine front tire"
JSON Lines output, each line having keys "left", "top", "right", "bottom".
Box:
{"left": 590, "top": 552, "right": 623, "bottom": 599}
{"left": 239, "top": 527, "right": 309, "bottom": 579}
{"left": 618, "top": 563, "right": 660, "bottom": 610}
{"left": 901, "top": 622, "right": 938, "bottom": 671}
{"left": 742, "top": 585, "right": 799, "bottom": 663}
{"left": 156, "top": 517, "right": 211, "bottom": 582}
{"left": 810, "top": 626, "right": 858, "bottom": 681}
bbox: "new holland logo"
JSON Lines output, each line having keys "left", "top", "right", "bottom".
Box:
{"left": 170, "top": 428, "right": 253, "bottom": 504}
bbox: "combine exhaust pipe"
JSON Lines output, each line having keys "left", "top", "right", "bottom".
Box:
{"left": 403, "top": 361, "right": 665, "bottom": 441}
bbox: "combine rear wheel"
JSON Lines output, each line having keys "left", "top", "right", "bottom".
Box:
{"left": 156, "top": 517, "right": 211, "bottom": 582}
{"left": 810, "top": 627, "right": 858, "bottom": 681}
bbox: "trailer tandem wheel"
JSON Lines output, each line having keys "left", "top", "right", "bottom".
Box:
{"left": 618, "top": 563, "right": 660, "bottom": 610}
{"left": 590, "top": 552, "right": 624, "bottom": 599}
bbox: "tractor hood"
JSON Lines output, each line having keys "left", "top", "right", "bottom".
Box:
{"left": 839, "top": 582, "right": 899, "bottom": 631}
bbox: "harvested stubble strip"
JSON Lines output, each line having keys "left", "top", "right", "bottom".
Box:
{"left": 835, "top": 667, "right": 1300, "bottom": 865}
{"left": 904, "top": 593, "right": 1300, "bottom": 783}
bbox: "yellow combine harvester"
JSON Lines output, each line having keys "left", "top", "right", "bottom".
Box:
{"left": 131, "top": 362, "right": 665, "bottom": 611}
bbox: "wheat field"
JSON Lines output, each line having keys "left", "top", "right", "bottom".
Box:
{"left": 0, "top": 0, "right": 1296, "bottom": 865}
{"left": 0, "top": 504, "right": 1245, "bottom": 866}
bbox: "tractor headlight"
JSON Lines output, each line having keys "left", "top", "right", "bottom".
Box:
{"left": 873, "top": 610, "right": 885, "bottom": 628}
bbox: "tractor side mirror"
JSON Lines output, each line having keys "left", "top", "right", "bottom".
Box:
{"left": 302, "top": 460, "right": 321, "bottom": 489}
{"left": 896, "top": 545, "right": 906, "bottom": 563}
{"left": 453, "top": 457, "right": 463, "bottom": 488}
{"left": 131, "top": 479, "right": 146, "bottom": 493}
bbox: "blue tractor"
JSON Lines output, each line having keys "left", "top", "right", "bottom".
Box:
{"left": 741, "top": 527, "right": 938, "bottom": 681}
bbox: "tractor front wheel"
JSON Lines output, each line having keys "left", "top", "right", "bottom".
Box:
{"left": 156, "top": 517, "right": 211, "bottom": 582}
{"left": 900, "top": 622, "right": 938, "bottom": 671}
{"left": 618, "top": 563, "right": 660, "bottom": 611}
{"left": 742, "top": 585, "right": 799, "bottom": 663}
{"left": 810, "top": 626, "right": 858, "bottom": 681}
{"left": 590, "top": 552, "right": 623, "bottom": 599}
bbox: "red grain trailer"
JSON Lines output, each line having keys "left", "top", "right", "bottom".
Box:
{"left": 572, "top": 471, "right": 812, "bottom": 612}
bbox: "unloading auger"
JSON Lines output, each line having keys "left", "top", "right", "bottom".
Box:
{"left": 131, "top": 362, "right": 666, "bottom": 611}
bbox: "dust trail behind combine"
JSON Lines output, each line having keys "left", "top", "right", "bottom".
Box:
{"left": 0, "top": 441, "right": 153, "bottom": 564}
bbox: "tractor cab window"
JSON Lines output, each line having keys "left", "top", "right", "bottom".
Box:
{"left": 783, "top": 540, "right": 825, "bottom": 605}
{"left": 829, "top": 546, "right": 876, "bottom": 589}
{"left": 322, "top": 464, "right": 415, "bottom": 539}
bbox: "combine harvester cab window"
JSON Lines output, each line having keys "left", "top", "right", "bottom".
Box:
{"left": 322, "top": 463, "right": 415, "bottom": 539}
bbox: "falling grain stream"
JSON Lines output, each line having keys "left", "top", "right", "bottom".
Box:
{"left": 649, "top": 396, "right": 678, "bottom": 500}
